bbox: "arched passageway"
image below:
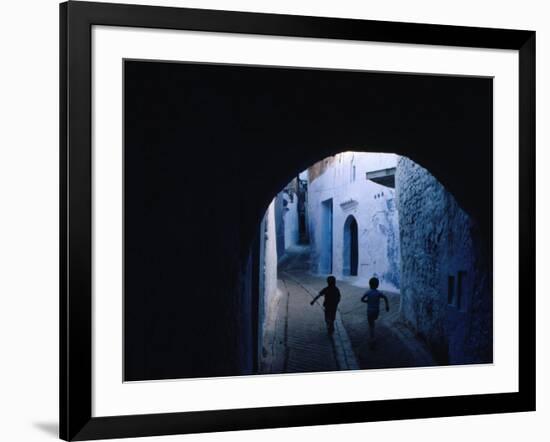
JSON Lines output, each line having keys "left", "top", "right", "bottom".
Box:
{"left": 343, "top": 215, "right": 358, "bottom": 276}
{"left": 123, "top": 59, "right": 492, "bottom": 382}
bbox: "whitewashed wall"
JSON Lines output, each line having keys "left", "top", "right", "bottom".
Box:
{"left": 263, "top": 199, "right": 279, "bottom": 311}
{"left": 283, "top": 192, "right": 300, "bottom": 249}
{"left": 307, "top": 152, "right": 400, "bottom": 290}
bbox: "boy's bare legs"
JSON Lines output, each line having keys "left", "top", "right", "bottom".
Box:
{"left": 325, "top": 309, "right": 336, "bottom": 335}
{"left": 367, "top": 315, "right": 377, "bottom": 348}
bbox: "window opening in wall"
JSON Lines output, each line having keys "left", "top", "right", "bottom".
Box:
{"left": 448, "top": 275, "right": 455, "bottom": 305}
{"left": 457, "top": 271, "right": 466, "bottom": 311}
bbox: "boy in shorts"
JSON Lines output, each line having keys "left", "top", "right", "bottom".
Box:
{"left": 310, "top": 276, "right": 341, "bottom": 335}
{"left": 361, "top": 277, "right": 389, "bottom": 344}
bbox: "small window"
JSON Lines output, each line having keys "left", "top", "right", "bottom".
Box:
{"left": 447, "top": 275, "right": 455, "bottom": 305}
{"left": 457, "top": 271, "right": 466, "bottom": 311}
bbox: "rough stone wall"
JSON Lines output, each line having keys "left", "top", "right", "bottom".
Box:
{"left": 307, "top": 152, "right": 400, "bottom": 290}
{"left": 396, "top": 157, "right": 492, "bottom": 364}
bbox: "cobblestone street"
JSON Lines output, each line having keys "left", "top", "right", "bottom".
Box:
{"left": 260, "top": 246, "right": 436, "bottom": 374}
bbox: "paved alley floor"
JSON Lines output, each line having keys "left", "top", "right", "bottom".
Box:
{"left": 260, "top": 245, "right": 436, "bottom": 374}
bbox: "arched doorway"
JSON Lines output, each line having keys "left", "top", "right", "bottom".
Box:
{"left": 343, "top": 215, "right": 359, "bottom": 276}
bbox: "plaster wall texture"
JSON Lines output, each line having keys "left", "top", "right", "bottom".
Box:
{"left": 307, "top": 152, "right": 400, "bottom": 290}
{"left": 257, "top": 198, "right": 279, "bottom": 364}
{"left": 262, "top": 199, "right": 279, "bottom": 317}
{"left": 396, "top": 156, "right": 492, "bottom": 364}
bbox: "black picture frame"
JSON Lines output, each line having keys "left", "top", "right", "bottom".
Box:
{"left": 60, "top": 1, "right": 536, "bottom": 440}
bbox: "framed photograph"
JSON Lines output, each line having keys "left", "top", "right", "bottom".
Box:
{"left": 60, "top": 1, "right": 535, "bottom": 440}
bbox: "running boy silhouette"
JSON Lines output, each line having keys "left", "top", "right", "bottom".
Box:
{"left": 310, "top": 276, "right": 341, "bottom": 335}
{"left": 361, "top": 277, "right": 389, "bottom": 343}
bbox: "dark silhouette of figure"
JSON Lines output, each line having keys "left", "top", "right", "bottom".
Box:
{"left": 310, "top": 276, "right": 341, "bottom": 335}
{"left": 361, "top": 277, "right": 389, "bottom": 346}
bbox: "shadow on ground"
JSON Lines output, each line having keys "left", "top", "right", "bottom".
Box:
{"left": 33, "top": 422, "right": 58, "bottom": 438}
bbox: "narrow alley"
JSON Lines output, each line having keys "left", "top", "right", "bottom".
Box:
{"left": 260, "top": 246, "right": 436, "bottom": 375}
